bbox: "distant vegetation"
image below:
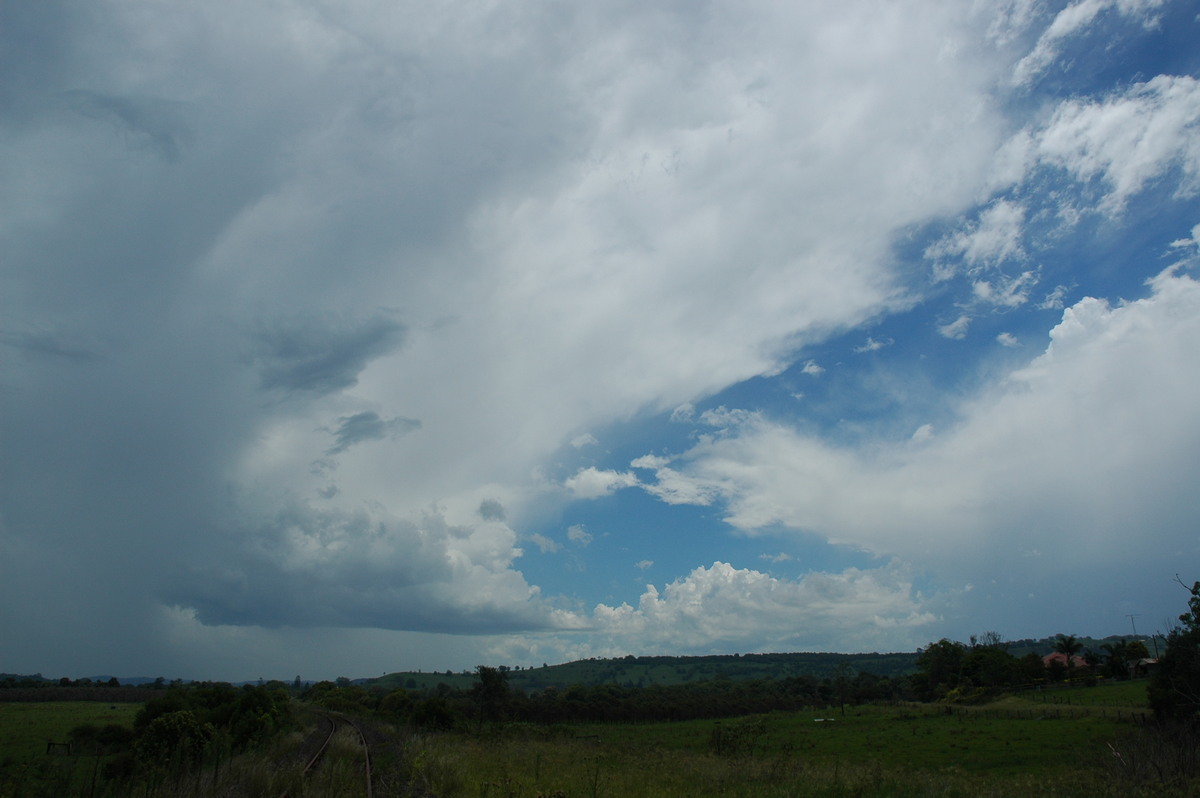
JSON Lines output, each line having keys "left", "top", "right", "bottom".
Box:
{"left": 363, "top": 634, "right": 1157, "bottom": 696}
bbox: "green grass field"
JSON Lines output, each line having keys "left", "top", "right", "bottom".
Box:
{"left": 407, "top": 722, "right": 1130, "bottom": 798}
{"left": 1021, "top": 679, "right": 1148, "bottom": 707}
{"left": 563, "top": 706, "right": 1119, "bottom": 776}
{"left": 0, "top": 682, "right": 1180, "bottom": 797}
{"left": 0, "top": 701, "right": 141, "bottom": 762}
{"left": 404, "top": 682, "right": 1171, "bottom": 798}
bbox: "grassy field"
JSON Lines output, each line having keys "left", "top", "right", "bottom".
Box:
{"left": 0, "top": 701, "right": 143, "bottom": 797}
{"left": 1020, "top": 679, "right": 1148, "bottom": 707}
{"left": 0, "top": 683, "right": 1184, "bottom": 797}
{"left": 0, "top": 701, "right": 141, "bottom": 761}
{"left": 403, "top": 683, "right": 1177, "bottom": 798}
{"left": 565, "top": 706, "right": 1121, "bottom": 775}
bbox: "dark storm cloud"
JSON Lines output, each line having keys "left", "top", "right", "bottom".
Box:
{"left": 61, "top": 90, "right": 194, "bottom": 161}
{"left": 0, "top": 328, "right": 100, "bottom": 362}
{"left": 161, "top": 503, "right": 553, "bottom": 634}
{"left": 326, "top": 411, "right": 421, "bottom": 455}
{"left": 0, "top": 1, "right": 79, "bottom": 115}
{"left": 478, "top": 499, "right": 506, "bottom": 522}
{"left": 252, "top": 312, "right": 406, "bottom": 396}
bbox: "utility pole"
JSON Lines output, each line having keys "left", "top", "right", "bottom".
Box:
{"left": 1127, "top": 614, "right": 1139, "bottom": 637}
{"left": 1127, "top": 613, "right": 1160, "bottom": 657}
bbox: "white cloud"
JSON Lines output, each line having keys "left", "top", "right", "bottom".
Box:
{"left": 972, "top": 269, "right": 1038, "bottom": 308}
{"left": 162, "top": 501, "right": 562, "bottom": 634}
{"left": 630, "top": 454, "right": 670, "bottom": 470}
{"left": 564, "top": 466, "right": 640, "bottom": 499}
{"left": 571, "top": 433, "right": 598, "bottom": 448}
{"left": 802, "top": 360, "right": 826, "bottom": 376}
{"left": 567, "top": 524, "right": 593, "bottom": 547}
{"left": 1021, "top": 75, "right": 1200, "bottom": 212}
{"left": 632, "top": 266, "right": 1200, "bottom": 630}
{"left": 7, "top": 0, "right": 1189, "bottom": 676}
{"left": 698, "top": 406, "right": 758, "bottom": 429}
{"left": 910, "top": 424, "right": 935, "bottom": 443}
{"left": 996, "top": 332, "right": 1020, "bottom": 347}
{"left": 1012, "top": 0, "right": 1166, "bottom": 87}
{"left": 636, "top": 559, "right": 654, "bottom": 571}
{"left": 1169, "top": 222, "right": 1200, "bottom": 252}
{"left": 529, "top": 534, "right": 561, "bottom": 554}
{"left": 1039, "top": 285, "right": 1072, "bottom": 310}
{"left": 643, "top": 469, "right": 721, "bottom": 507}
{"left": 938, "top": 315, "right": 972, "bottom": 339}
{"left": 670, "top": 404, "right": 696, "bottom": 423}
{"left": 854, "top": 336, "right": 893, "bottom": 353}
{"left": 986, "top": 0, "right": 1040, "bottom": 46}
{"left": 925, "top": 199, "right": 1027, "bottom": 278}
{"left": 588, "top": 562, "right": 937, "bottom": 654}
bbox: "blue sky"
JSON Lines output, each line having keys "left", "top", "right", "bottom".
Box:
{"left": 2, "top": 0, "right": 1199, "bottom": 681}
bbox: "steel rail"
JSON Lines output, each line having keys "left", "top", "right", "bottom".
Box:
{"left": 281, "top": 711, "right": 372, "bottom": 798}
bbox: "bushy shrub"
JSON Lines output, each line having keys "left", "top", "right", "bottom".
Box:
{"left": 134, "top": 709, "right": 216, "bottom": 770}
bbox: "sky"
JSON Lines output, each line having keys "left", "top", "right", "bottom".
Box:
{"left": 2, "top": 0, "right": 1199, "bottom": 683}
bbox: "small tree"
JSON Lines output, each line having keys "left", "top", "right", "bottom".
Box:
{"left": 1149, "top": 579, "right": 1200, "bottom": 721}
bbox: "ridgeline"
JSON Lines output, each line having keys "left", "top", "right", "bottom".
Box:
{"left": 367, "top": 651, "right": 920, "bottom": 692}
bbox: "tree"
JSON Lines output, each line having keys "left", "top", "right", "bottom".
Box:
{"left": 1126, "top": 640, "right": 1151, "bottom": 660}
{"left": 473, "top": 666, "right": 510, "bottom": 727}
{"left": 1101, "top": 640, "right": 1132, "bottom": 680}
{"left": 380, "top": 689, "right": 414, "bottom": 720}
{"left": 1054, "top": 634, "right": 1082, "bottom": 659}
{"left": 1017, "top": 651, "right": 1047, "bottom": 684}
{"left": 913, "top": 639, "right": 966, "bottom": 699}
{"left": 1149, "top": 579, "right": 1200, "bottom": 721}
{"left": 1054, "top": 634, "right": 1084, "bottom": 676}
{"left": 961, "top": 645, "right": 1018, "bottom": 689}
{"left": 972, "top": 631, "right": 1006, "bottom": 649}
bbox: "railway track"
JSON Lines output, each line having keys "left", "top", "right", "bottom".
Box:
{"left": 281, "top": 711, "right": 373, "bottom": 798}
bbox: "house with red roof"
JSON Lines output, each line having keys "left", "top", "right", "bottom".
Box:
{"left": 1042, "top": 652, "right": 1088, "bottom": 669}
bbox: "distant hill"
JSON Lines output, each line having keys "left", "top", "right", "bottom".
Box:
{"left": 365, "top": 633, "right": 1164, "bottom": 693}
{"left": 84, "top": 676, "right": 165, "bottom": 686}
{"left": 367, "top": 651, "right": 921, "bottom": 693}
{"left": 1005, "top": 634, "right": 1161, "bottom": 659}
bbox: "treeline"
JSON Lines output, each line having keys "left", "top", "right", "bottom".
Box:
{"left": 2, "top": 674, "right": 145, "bottom": 688}
{"left": 0, "top": 674, "right": 163, "bottom": 703}
{"left": 306, "top": 668, "right": 911, "bottom": 730}
{"left": 911, "top": 633, "right": 1153, "bottom": 703}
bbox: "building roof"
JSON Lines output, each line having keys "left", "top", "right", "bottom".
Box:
{"left": 1042, "top": 652, "right": 1088, "bottom": 668}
